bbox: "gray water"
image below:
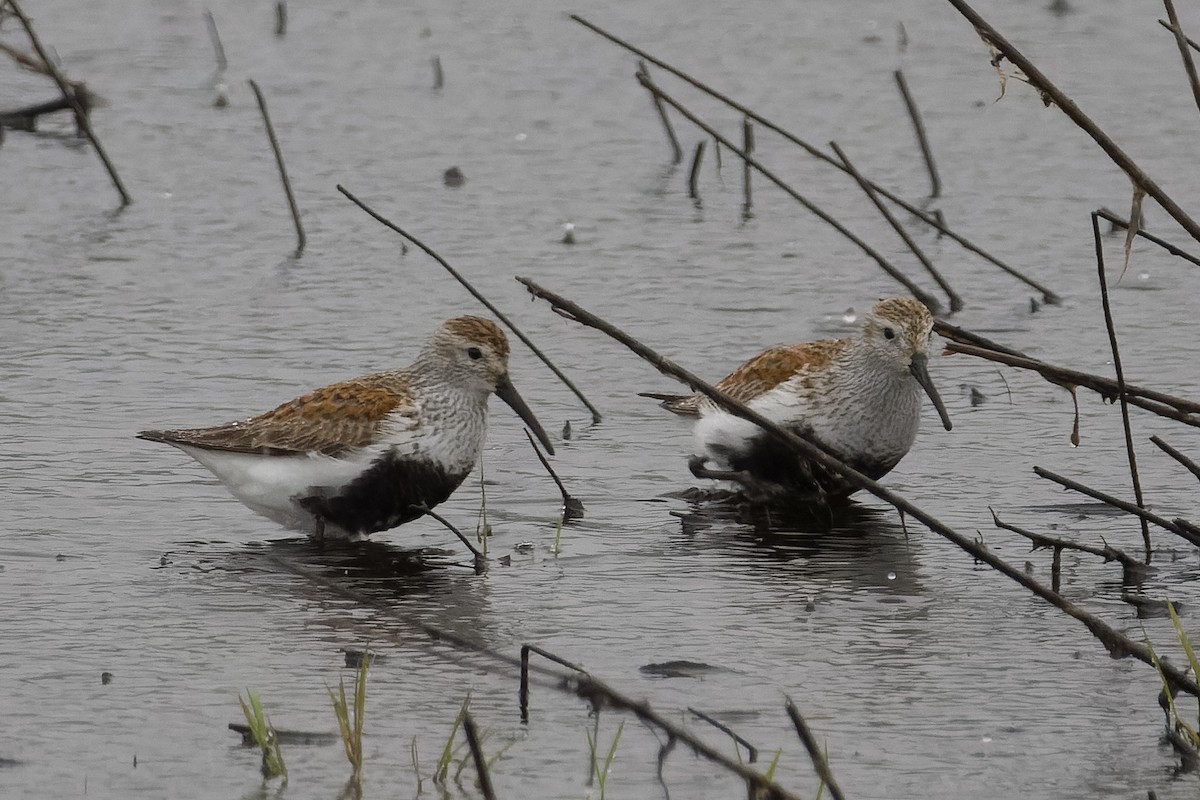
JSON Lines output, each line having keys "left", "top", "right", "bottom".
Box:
{"left": 5, "top": 0, "right": 1200, "bottom": 798}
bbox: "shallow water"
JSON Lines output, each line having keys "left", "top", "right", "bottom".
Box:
{"left": 5, "top": 1, "right": 1200, "bottom": 798}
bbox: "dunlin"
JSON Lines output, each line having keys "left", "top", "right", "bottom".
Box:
{"left": 643, "top": 297, "right": 952, "bottom": 500}
{"left": 139, "top": 316, "right": 555, "bottom": 540}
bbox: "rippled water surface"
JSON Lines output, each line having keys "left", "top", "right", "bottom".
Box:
{"left": 5, "top": 1, "right": 1200, "bottom": 798}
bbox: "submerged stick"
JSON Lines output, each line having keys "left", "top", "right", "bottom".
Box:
{"left": 1163, "top": 1, "right": 1200, "bottom": 117}
{"left": 432, "top": 56, "right": 444, "bottom": 90}
{"left": 524, "top": 430, "right": 584, "bottom": 521}
{"left": 637, "top": 61, "right": 682, "bottom": 163}
{"left": 7, "top": 0, "right": 130, "bottom": 206}
{"left": 1150, "top": 435, "right": 1200, "bottom": 483}
{"left": 274, "top": 1, "right": 287, "bottom": 37}
{"left": 461, "top": 713, "right": 497, "bottom": 800}
{"left": 687, "top": 140, "right": 705, "bottom": 199}
{"left": 1032, "top": 467, "right": 1200, "bottom": 548}
{"left": 337, "top": 184, "right": 603, "bottom": 423}
{"left": 1096, "top": 208, "right": 1200, "bottom": 267}
{"left": 893, "top": 69, "right": 941, "bottom": 198}
{"left": 688, "top": 707, "right": 757, "bottom": 763}
{"left": 520, "top": 644, "right": 587, "bottom": 723}
{"left": 637, "top": 71, "right": 942, "bottom": 313}
{"left": 830, "top": 140, "right": 963, "bottom": 312}
{"left": 1092, "top": 212, "right": 1151, "bottom": 561}
{"left": 569, "top": 14, "right": 1059, "bottom": 303}
{"left": 784, "top": 698, "right": 845, "bottom": 800}
{"left": 248, "top": 79, "right": 305, "bottom": 254}
{"left": 944, "top": 0, "right": 1200, "bottom": 245}
{"left": 517, "top": 275, "right": 1199, "bottom": 694}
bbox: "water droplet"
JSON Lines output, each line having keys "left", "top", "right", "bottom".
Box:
{"left": 514, "top": 132, "right": 527, "bottom": 141}
{"left": 887, "top": 571, "right": 896, "bottom": 580}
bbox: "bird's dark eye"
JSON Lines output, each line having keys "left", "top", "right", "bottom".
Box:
{"left": 467, "top": 347, "right": 483, "bottom": 360}
{"left": 883, "top": 327, "right": 896, "bottom": 340}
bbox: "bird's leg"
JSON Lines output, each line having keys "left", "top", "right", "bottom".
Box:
{"left": 312, "top": 512, "right": 326, "bottom": 545}
{"left": 688, "top": 455, "right": 782, "bottom": 501}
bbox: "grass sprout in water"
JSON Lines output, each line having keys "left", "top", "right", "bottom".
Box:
{"left": 328, "top": 652, "right": 369, "bottom": 788}
{"left": 586, "top": 718, "right": 624, "bottom": 799}
{"left": 1145, "top": 604, "right": 1200, "bottom": 769}
{"left": 434, "top": 693, "right": 472, "bottom": 784}
{"left": 238, "top": 689, "right": 287, "bottom": 782}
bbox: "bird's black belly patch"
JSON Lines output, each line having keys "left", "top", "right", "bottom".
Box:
{"left": 298, "top": 452, "right": 470, "bottom": 535}
{"left": 730, "top": 426, "right": 900, "bottom": 499}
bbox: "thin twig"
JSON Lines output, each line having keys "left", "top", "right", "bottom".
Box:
{"left": 569, "top": 14, "right": 1060, "bottom": 303}
{"left": 688, "top": 707, "right": 758, "bottom": 763}
{"left": 830, "top": 140, "right": 962, "bottom": 312}
{"left": 274, "top": 1, "right": 287, "bottom": 37}
{"left": 1163, "top": 1, "right": 1200, "bottom": 117}
{"left": 1158, "top": 18, "right": 1200, "bottom": 55}
{"left": 940, "top": 337, "right": 1200, "bottom": 425}
{"left": 944, "top": 0, "right": 1200, "bottom": 244}
{"left": 412, "top": 504, "right": 487, "bottom": 572}
{"left": 1095, "top": 208, "right": 1200, "bottom": 267}
{"left": 784, "top": 697, "right": 846, "bottom": 800}
{"left": 524, "top": 430, "right": 584, "bottom": 520}
{"left": 336, "top": 184, "right": 603, "bottom": 423}
{"left": 687, "top": 140, "right": 705, "bottom": 200}
{"left": 741, "top": 117, "right": 753, "bottom": 212}
{"left": 637, "top": 61, "right": 682, "bottom": 163}
{"left": 516, "top": 275, "right": 1199, "bottom": 693}
{"left": 1032, "top": 467, "right": 1200, "bottom": 548}
{"left": 461, "top": 713, "right": 497, "bottom": 800}
{"left": 636, "top": 71, "right": 943, "bottom": 313}
{"left": 248, "top": 80, "right": 305, "bottom": 254}
{"left": 1150, "top": 436, "right": 1200, "bottom": 483}
{"left": 990, "top": 508, "right": 1146, "bottom": 584}
{"left": 7, "top": 0, "right": 130, "bottom": 206}
{"left": 1092, "top": 211, "right": 1151, "bottom": 561}
{"left": 893, "top": 69, "right": 941, "bottom": 198}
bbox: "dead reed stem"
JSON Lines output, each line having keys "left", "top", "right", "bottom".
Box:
{"left": 274, "top": 1, "right": 287, "bottom": 37}
{"left": 687, "top": 140, "right": 705, "bottom": 200}
{"left": 687, "top": 707, "right": 757, "bottom": 763}
{"left": 1032, "top": 466, "right": 1200, "bottom": 548}
{"left": 461, "top": 713, "right": 497, "bottom": 800}
{"left": 741, "top": 118, "right": 754, "bottom": 212}
{"left": 1150, "top": 435, "right": 1200, "bottom": 483}
{"left": 1095, "top": 208, "right": 1200, "bottom": 267}
{"left": 636, "top": 71, "right": 943, "bottom": 313}
{"left": 248, "top": 80, "right": 305, "bottom": 254}
{"left": 204, "top": 10, "right": 227, "bottom": 77}
{"left": 7, "top": 0, "right": 130, "bottom": 206}
{"left": 520, "top": 644, "right": 587, "bottom": 723}
{"left": 893, "top": 69, "right": 941, "bottom": 198}
{"left": 336, "top": 184, "right": 603, "bottom": 423}
{"left": 1091, "top": 211, "right": 1152, "bottom": 561}
{"left": 944, "top": 0, "right": 1200, "bottom": 245}
{"left": 516, "top": 275, "right": 1200, "bottom": 695}
{"left": 1162, "top": 1, "right": 1200, "bottom": 117}
{"left": 830, "top": 140, "right": 963, "bottom": 312}
{"left": 637, "top": 61, "right": 682, "bottom": 163}
{"left": 570, "top": 14, "right": 1059, "bottom": 303}
{"left": 784, "top": 697, "right": 845, "bottom": 800}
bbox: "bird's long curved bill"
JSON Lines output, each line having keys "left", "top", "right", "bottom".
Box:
{"left": 910, "top": 353, "right": 953, "bottom": 431}
{"left": 495, "top": 378, "right": 556, "bottom": 455}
